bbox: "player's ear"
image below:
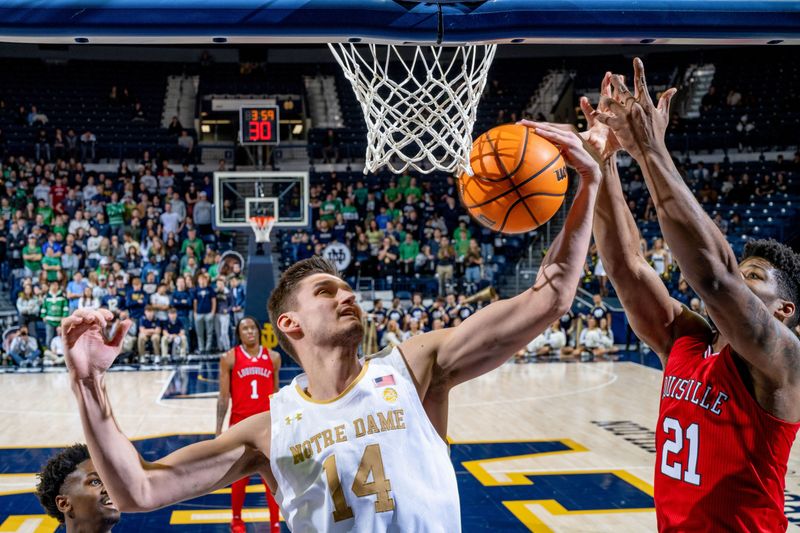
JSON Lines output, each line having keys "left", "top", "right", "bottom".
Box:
{"left": 56, "top": 494, "right": 72, "bottom": 517}
{"left": 277, "top": 312, "right": 301, "bottom": 336}
{"left": 776, "top": 299, "right": 795, "bottom": 323}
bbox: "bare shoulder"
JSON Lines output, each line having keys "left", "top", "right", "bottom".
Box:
{"left": 269, "top": 348, "right": 281, "bottom": 368}
{"left": 221, "top": 347, "right": 236, "bottom": 364}
{"left": 397, "top": 329, "right": 452, "bottom": 395}
{"left": 399, "top": 329, "right": 450, "bottom": 361}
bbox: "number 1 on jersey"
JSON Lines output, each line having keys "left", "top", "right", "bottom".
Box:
{"left": 322, "top": 443, "right": 395, "bottom": 522}
{"left": 250, "top": 379, "right": 259, "bottom": 399}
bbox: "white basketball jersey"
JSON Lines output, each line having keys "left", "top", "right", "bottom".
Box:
{"left": 269, "top": 346, "right": 460, "bottom": 532}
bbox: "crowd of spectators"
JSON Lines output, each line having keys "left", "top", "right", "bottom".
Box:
{"left": 1, "top": 152, "right": 242, "bottom": 368}
{"left": 580, "top": 152, "right": 798, "bottom": 299}
{"left": 284, "top": 172, "right": 518, "bottom": 297}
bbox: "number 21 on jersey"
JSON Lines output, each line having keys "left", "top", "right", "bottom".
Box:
{"left": 660, "top": 417, "right": 701, "bottom": 485}
{"left": 322, "top": 443, "right": 395, "bottom": 522}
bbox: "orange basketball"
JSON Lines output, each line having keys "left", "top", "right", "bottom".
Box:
{"left": 458, "top": 123, "right": 568, "bottom": 234}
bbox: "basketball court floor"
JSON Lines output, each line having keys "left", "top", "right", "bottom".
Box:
{"left": 2, "top": 359, "right": 800, "bottom": 532}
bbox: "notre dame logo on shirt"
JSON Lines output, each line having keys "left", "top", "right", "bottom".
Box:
{"left": 261, "top": 322, "right": 279, "bottom": 349}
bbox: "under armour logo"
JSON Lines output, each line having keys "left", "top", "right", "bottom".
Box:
{"left": 285, "top": 412, "right": 303, "bottom": 425}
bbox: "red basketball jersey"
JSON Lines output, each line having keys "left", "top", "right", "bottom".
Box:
{"left": 655, "top": 334, "right": 799, "bottom": 531}
{"left": 230, "top": 344, "right": 275, "bottom": 420}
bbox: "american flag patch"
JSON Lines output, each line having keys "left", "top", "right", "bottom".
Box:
{"left": 373, "top": 374, "right": 396, "bottom": 387}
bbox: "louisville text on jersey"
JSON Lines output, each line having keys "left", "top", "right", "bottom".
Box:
{"left": 662, "top": 375, "right": 730, "bottom": 416}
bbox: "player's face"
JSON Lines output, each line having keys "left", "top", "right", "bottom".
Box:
{"left": 238, "top": 318, "right": 260, "bottom": 346}
{"left": 61, "top": 459, "right": 120, "bottom": 527}
{"left": 295, "top": 274, "right": 363, "bottom": 348}
{"left": 739, "top": 257, "right": 791, "bottom": 320}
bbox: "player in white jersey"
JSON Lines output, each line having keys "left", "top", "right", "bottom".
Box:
{"left": 61, "top": 129, "right": 603, "bottom": 532}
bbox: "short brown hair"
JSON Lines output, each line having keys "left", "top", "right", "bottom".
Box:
{"left": 268, "top": 256, "right": 340, "bottom": 362}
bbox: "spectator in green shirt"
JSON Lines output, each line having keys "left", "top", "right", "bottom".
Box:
{"left": 398, "top": 233, "right": 419, "bottom": 275}
{"left": 23, "top": 235, "right": 43, "bottom": 276}
{"left": 353, "top": 181, "right": 368, "bottom": 207}
{"left": 180, "top": 227, "right": 205, "bottom": 259}
{"left": 41, "top": 281, "right": 69, "bottom": 347}
{"left": 320, "top": 193, "right": 340, "bottom": 223}
{"left": 453, "top": 221, "right": 472, "bottom": 259}
{"left": 386, "top": 207, "right": 402, "bottom": 223}
{"left": 36, "top": 198, "right": 53, "bottom": 225}
{"left": 106, "top": 191, "right": 126, "bottom": 231}
{"left": 341, "top": 197, "right": 359, "bottom": 223}
{"left": 384, "top": 180, "right": 401, "bottom": 204}
{"left": 41, "top": 247, "right": 62, "bottom": 283}
{"left": 51, "top": 214, "right": 69, "bottom": 239}
{"left": 397, "top": 173, "right": 412, "bottom": 192}
{"left": 405, "top": 177, "right": 422, "bottom": 200}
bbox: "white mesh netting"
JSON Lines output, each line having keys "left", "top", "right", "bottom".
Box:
{"left": 248, "top": 216, "right": 275, "bottom": 243}
{"left": 329, "top": 43, "right": 497, "bottom": 175}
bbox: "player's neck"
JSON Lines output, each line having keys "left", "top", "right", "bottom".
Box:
{"left": 712, "top": 332, "right": 728, "bottom": 354}
{"left": 65, "top": 516, "right": 115, "bottom": 533}
{"left": 241, "top": 343, "right": 260, "bottom": 357}
{"left": 302, "top": 345, "right": 362, "bottom": 401}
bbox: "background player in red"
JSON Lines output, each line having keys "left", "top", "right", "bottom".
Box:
{"left": 216, "top": 316, "right": 281, "bottom": 533}
{"left": 576, "top": 59, "right": 800, "bottom": 531}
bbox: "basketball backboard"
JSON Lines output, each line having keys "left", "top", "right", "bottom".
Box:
{"left": 213, "top": 171, "right": 310, "bottom": 230}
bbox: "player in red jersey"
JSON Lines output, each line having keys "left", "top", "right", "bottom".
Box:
{"left": 216, "top": 316, "right": 281, "bottom": 533}
{"left": 573, "top": 59, "right": 800, "bottom": 531}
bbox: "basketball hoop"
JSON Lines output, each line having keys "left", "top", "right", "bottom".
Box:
{"left": 329, "top": 43, "right": 496, "bottom": 175}
{"left": 248, "top": 216, "right": 276, "bottom": 243}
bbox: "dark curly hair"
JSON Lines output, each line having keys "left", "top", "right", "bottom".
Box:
{"left": 743, "top": 239, "right": 800, "bottom": 328}
{"left": 36, "top": 443, "right": 91, "bottom": 523}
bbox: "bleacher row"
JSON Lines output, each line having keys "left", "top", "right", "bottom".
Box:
{"left": 0, "top": 59, "right": 181, "bottom": 161}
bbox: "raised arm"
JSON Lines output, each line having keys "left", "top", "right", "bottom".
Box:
{"left": 580, "top": 80, "right": 710, "bottom": 362}
{"left": 216, "top": 350, "right": 234, "bottom": 436}
{"left": 65, "top": 309, "right": 270, "bottom": 512}
{"left": 594, "top": 58, "right": 800, "bottom": 387}
{"left": 402, "top": 126, "right": 602, "bottom": 388}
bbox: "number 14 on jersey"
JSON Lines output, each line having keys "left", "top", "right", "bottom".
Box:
{"left": 323, "top": 443, "right": 395, "bottom": 522}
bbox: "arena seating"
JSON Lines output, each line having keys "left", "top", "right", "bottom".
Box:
{"left": 0, "top": 59, "right": 184, "bottom": 161}
{"left": 0, "top": 48, "right": 797, "bottom": 370}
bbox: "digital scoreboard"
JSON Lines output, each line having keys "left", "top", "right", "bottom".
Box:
{"left": 240, "top": 105, "right": 280, "bottom": 145}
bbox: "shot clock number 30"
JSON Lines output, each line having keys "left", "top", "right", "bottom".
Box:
{"left": 240, "top": 105, "right": 280, "bottom": 145}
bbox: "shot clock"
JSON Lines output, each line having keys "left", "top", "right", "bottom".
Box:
{"left": 240, "top": 105, "right": 280, "bottom": 145}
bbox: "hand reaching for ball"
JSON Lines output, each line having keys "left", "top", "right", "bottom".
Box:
{"left": 517, "top": 120, "right": 602, "bottom": 184}
{"left": 63, "top": 309, "right": 132, "bottom": 381}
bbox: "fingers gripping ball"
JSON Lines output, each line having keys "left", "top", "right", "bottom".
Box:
{"left": 459, "top": 124, "right": 568, "bottom": 234}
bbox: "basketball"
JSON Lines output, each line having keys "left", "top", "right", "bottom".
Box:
{"left": 458, "top": 123, "right": 568, "bottom": 234}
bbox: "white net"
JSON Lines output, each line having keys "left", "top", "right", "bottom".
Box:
{"left": 329, "top": 43, "right": 497, "bottom": 175}
{"left": 248, "top": 216, "right": 276, "bottom": 243}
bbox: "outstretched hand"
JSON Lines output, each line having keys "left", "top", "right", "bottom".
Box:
{"left": 517, "top": 120, "right": 602, "bottom": 183}
{"left": 590, "top": 57, "right": 677, "bottom": 161}
{"left": 578, "top": 72, "right": 623, "bottom": 161}
{"left": 63, "top": 309, "right": 132, "bottom": 380}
